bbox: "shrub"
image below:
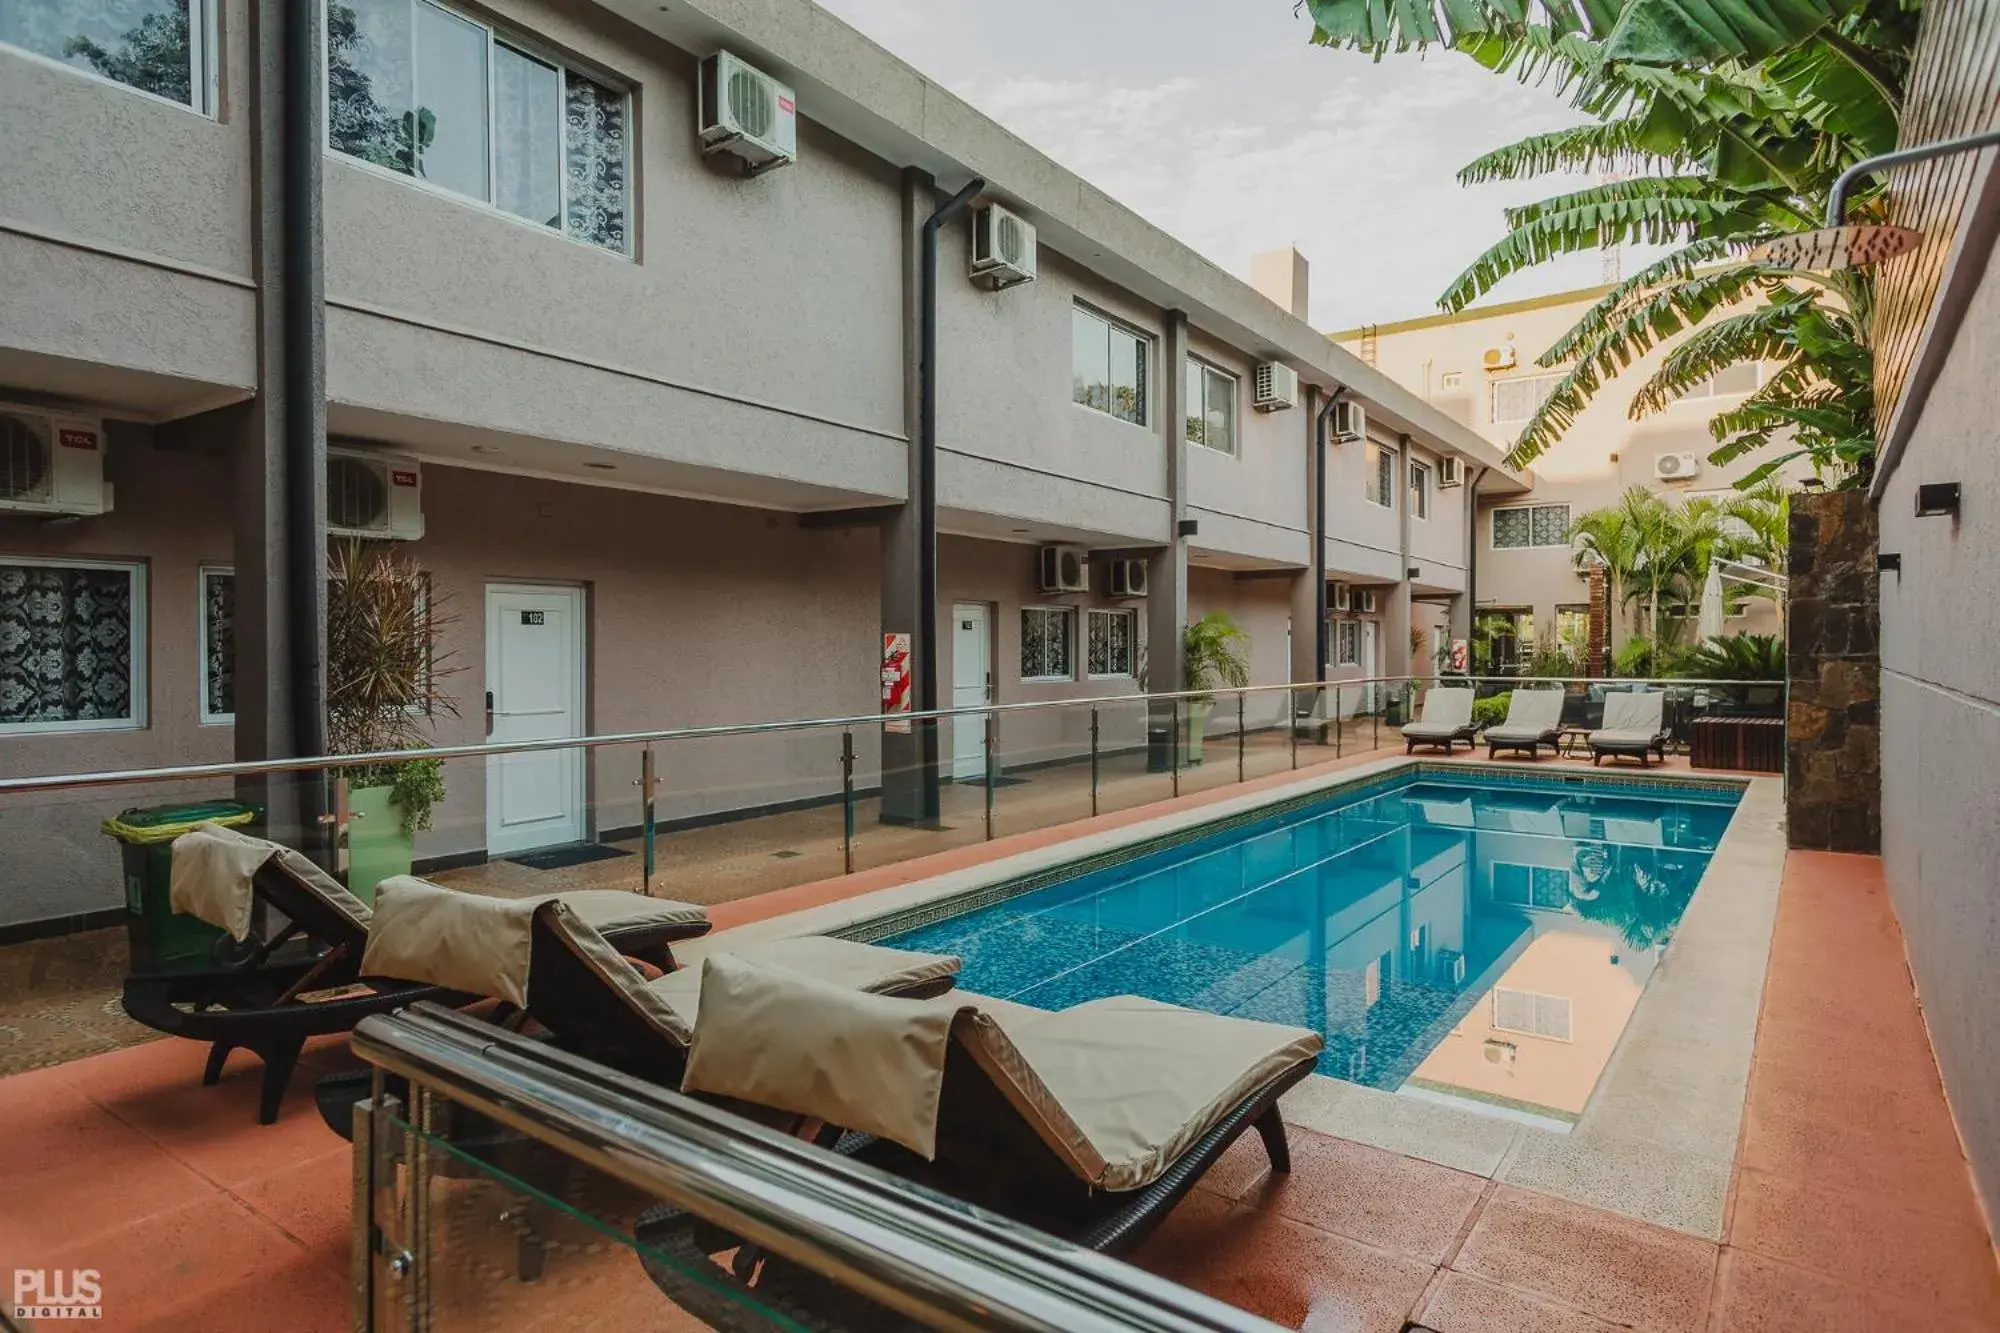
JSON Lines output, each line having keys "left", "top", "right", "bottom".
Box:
{"left": 1472, "top": 692, "right": 1512, "bottom": 728}
{"left": 1682, "top": 632, "right": 1786, "bottom": 681}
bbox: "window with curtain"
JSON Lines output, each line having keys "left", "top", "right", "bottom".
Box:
{"left": 1184, "top": 359, "right": 1237, "bottom": 454}
{"left": 1491, "top": 372, "right": 1564, "bottom": 424}
{"left": 1072, "top": 306, "right": 1150, "bottom": 426}
{"left": 1409, "top": 459, "right": 1431, "bottom": 519}
{"left": 1086, "top": 609, "right": 1135, "bottom": 677}
{"left": 0, "top": 558, "right": 146, "bottom": 732}
{"left": 1020, "top": 607, "right": 1074, "bottom": 681}
{"left": 200, "top": 566, "right": 234, "bottom": 724}
{"left": 1492, "top": 503, "right": 1571, "bottom": 549}
{"left": 1336, "top": 620, "right": 1360, "bottom": 666}
{"left": 1, "top": 0, "right": 210, "bottom": 109}
{"left": 326, "top": 0, "right": 629, "bottom": 253}
{"left": 1365, "top": 441, "right": 1395, "bottom": 509}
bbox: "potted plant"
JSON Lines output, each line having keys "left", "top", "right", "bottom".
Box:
{"left": 1182, "top": 612, "right": 1250, "bottom": 764}
{"left": 325, "top": 541, "right": 457, "bottom": 902}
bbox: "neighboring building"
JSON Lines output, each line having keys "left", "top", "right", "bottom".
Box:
{"left": 1334, "top": 287, "right": 1784, "bottom": 668}
{"left": 0, "top": 0, "right": 1521, "bottom": 929}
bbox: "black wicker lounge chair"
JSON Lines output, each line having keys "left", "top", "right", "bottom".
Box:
{"left": 1484, "top": 688, "right": 1566, "bottom": 760}
{"left": 630, "top": 951, "right": 1322, "bottom": 1324}
{"left": 1402, "top": 686, "right": 1479, "bottom": 753}
{"left": 1588, "top": 690, "right": 1670, "bottom": 767}
{"left": 122, "top": 825, "right": 709, "bottom": 1124}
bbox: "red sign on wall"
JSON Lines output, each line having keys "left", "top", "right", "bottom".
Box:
{"left": 881, "top": 633, "right": 912, "bottom": 735}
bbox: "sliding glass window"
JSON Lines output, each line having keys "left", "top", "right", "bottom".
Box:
{"left": 1, "top": 0, "right": 213, "bottom": 110}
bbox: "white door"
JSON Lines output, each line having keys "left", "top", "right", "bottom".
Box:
{"left": 485, "top": 584, "right": 587, "bottom": 857}
{"left": 951, "top": 604, "right": 992, "bottom": 781}
{"left": 1361, "top": 620, "right": 1380, "bottom": 712}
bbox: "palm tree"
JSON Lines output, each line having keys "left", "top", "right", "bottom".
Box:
{"left": 1572, "top": 486, "right": 1760, "bottom": 643}
{"left": 1299, "top": 0, "right": 1918, "bottom": 486}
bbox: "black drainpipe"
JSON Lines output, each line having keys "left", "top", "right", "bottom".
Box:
{"left": 1313, "top": 387, "right": 1347, "bottom": 684}
{"left": 284, "top": 0, "right": 326, "bottom": 759}
{"left": 915, "top": 178, "right": 984, "bottom": 800}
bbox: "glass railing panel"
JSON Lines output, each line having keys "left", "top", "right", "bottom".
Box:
{"left": 1240, "top": 689, "right": 1296, "bottom": 782}
{"left": 1089, "top": 697, "right": 1176, "bottom": 817}
{"left": 377, "top": 1103, "right": 804, "bottom": 1332}
{"left": 847, "top": 718, "right": 990, "bottom": 876}
{"left": 644, "top": 728, "right": 849, "bottom": 903}
{"left": 984, "top": 699, "right": 1096, "bottom": 844}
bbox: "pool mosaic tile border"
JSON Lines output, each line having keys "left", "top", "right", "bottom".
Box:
{"left": 840, "top": 760, "right": 1749, "bottom": 945}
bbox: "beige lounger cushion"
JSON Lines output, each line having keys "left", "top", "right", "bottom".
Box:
{"left": 644, "top": 935, "right": 961, "bottom": 1041}
{"left": 682, "top": 953, "right": 957, "bottom": 1157}
{"left": 1488, "top": 689, "right": 1564, "bottom": 740}
{"left": 1591, "top": 691, "right": 1665, "bottom": 747}
{"left": 958, "top": 996, "right": 1324, "bottom": 1192}
{"left": 169, "top": 822, "right": 373, "bottom": 940}
{"left": 1403, "top": 687, "right": 1474, "bottom": 738}
{"left": 361, "top": 880, "right": 710, "bottom": 1004}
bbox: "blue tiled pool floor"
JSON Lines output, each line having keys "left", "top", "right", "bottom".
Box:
{"left": 887, "top": 770, "right": 1741, "bottom": 1114}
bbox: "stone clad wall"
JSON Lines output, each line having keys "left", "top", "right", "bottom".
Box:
{"left": 1785, "top": 492, "right": 1882, "bottom": 852}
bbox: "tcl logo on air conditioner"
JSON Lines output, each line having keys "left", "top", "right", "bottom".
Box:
{"left": 391, "top": 468, "right": 419, "bottom": 488}
{"left": 58, "top": 428, "right": 99, "bottom": 451}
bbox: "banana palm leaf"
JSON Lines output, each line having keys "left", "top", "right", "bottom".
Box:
{"left": 1302, "top": 0, "right": 1866, "bottom": 65}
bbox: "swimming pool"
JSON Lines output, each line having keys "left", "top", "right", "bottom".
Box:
{"left": 882, "top": 768, "right": 1743, "bottom": 1127}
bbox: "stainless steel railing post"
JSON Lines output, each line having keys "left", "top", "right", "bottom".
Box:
{"left": 1237, "top": 693, "right": 1246, "bottom": 783}
{"left": 982, "top": 713, "right": 996, "bottom": 841}
{"left": 1089, "top": 707, "right": 1100, "bottom": 817}
{"left": 1335, "top": 687, "right": 1343, "bottom": 758}
{"left": 1170, "top": 699, "right": 1181, "bottom": 798}
{"left": 636, "top": 748, "right": 659, "bottom": 895}
{"left": 840, "top": 730, "right": 855, "bottom": 875}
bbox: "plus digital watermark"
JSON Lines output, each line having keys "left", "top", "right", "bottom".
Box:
{"left": 12, "top": 1269, "right": 103, "bottom": 1321}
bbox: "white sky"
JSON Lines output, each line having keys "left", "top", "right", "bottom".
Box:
{"left": 814, "top": 0, "right": 1624, "bottom": 331}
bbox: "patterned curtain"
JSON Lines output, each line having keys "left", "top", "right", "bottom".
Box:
{"left": 565, "top": 71, "right": 628, "bottom": 252}
{"left": 203, "top": 570, "right": 233, "bottom": 718}
{"left": 0, "top": 565, "right": 135, "bottom": 725}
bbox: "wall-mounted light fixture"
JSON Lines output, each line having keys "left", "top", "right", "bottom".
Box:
{"left": 1915, "top": 483, "right": 1962, "bottom": 518}
{"left": 1177, "top": 518, "right": 1199, "bottom": 538}
{"left": 1749, "top": 127, "right": 2000, "bottom": 272}
{"left": 1877, "top": 552, "right": 1903, "bottom": 573}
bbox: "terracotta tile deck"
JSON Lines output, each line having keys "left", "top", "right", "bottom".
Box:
{"left": 2, "top": 778, "right": 1993, "bottom": 1331}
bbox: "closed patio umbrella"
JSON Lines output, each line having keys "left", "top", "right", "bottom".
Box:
{"left": 1698, "top": 563, "right": 1727, "bottom": 642}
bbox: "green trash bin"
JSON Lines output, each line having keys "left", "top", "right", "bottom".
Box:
{"left": 102, "top": 800, "right": 260, "bottom": 973}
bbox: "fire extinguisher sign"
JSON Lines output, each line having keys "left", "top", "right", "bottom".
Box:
{"left": 881, "top": 633, "right": 912, "bottom": 734}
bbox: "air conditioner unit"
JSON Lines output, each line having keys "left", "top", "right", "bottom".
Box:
{"left": 0, "top": 407, "right": 113, "bottom": 517}
{"left": 1107, "top": 558, "right": 1148, "bottom": 599}
{"left": 1036, "top": 545, "right": 1089, "bottom": 595}
{"left": 698, "top": 51, "right": 797, "bottom": 175}
{"left": 1438, "top": 456, "right": 1464, "bottom": 488}
{"left": 1483, "top": 1039, "right": 1518, "bottom": 1066}
{"left": 1332, "top": 582, "right": 1351, "bottom": 612}
{"left": 1482, "top": 344, "right": 1518, "bottom": 371}
{"left": 1252, "top": 363, "right": 1299, "bottom": 413}
{"left": 1655, "top": 452, "right": 1702, "bottom": 481}
{"left": 1332, "top": 399, "right": 1366, "bottom": 443}
{"left": 327, "top": 448, "right": 424, "bottom": 541}
{"left": 970, "top": 203, "right": 1037, "bottom": 289}
{"left": 1358, "top": 589, "right": 1379, "bottom": 614}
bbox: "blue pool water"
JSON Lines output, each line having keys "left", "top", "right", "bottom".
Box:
{"left": 886, "top": 771, "right": 1741, "bottom": 1117}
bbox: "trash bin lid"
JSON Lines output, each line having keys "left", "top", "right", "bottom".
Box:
{"left": 102, "top": 801, "right": 259, "bottom": 844}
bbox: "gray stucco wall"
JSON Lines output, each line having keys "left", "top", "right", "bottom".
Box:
{"left": 1876, "top": 234, "right": 2000, "bottom": 1221}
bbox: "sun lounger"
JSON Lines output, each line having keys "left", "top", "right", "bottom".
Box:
{"left": 1589, "top": 690, "right": 1668, "bottom": 767}
{"left": 1402, "top": 686, "right": 1478, "bottom": 753}
{"left": 122, "top": 823, "right": 708, "bottom": 1123}
{"left": 1484, "top": 688, "right": 1566, "bottom": 760}
{"left": 312, "top": 886, "right": 962, "bottom": 1135}
{"left": 632, "top": 950, "right": 1322, "bottom": 1314}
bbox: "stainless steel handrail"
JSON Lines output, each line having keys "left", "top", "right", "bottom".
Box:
{"left": 353, "top": 1003, "right": 1284, "bottom": 1333}
{"left": 0, "top": 673, "right": 1776, "bottom": 795}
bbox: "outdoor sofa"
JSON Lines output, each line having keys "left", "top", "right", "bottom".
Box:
{"left": 1589, "top": 690, "right": 1670, "bottom": 767}
{"left": 1402, "top": 686, "right": 1478, "bottom": 753}
{"left": 122, "top": 823, "right": 708, "bottom": 1123}
{"left": 1483, "top": 687, "right": 1566, "bottom": 760}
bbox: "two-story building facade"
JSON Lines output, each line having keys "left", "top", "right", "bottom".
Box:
{"left": 0, "top": 0, "right": 1518, "bottom": 931}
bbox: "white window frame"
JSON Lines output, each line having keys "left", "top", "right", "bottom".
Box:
{"left": 1675, "top": 362, "right": 1764, "bottom": 403}
{"left": 1071, "top": 303, "right": 1153, "bottom": 429}
{"left": 1409, "top": 459, "right": 1432, "bottom": 520}
{"left": 1490, "top": 503, "right": 1572, "bottom": 550}
{"left": 1439, "top": 370, "right": 1463, "bottom": 391}
{"left": 320, "top": 0, "right": 633, "bottom": 257}
{"left": 0, "top": 0, "right": 219, "bottom": 117}
{"left": 1085, "top": 608, "right": 1137, "bottom": 680}
{"left": 1492, "top": 986, "right": 1574, "bottom": 1042}
{"left": 198, "top": 564, "right": 234, "bottom": 726}
{"left": 1490, "top": 372, "right": 1565, "bottom": 425}
{"left": 0, "top": 555, "right": 148, "bottom": 736}
{"left": 1492, "top": 861, "right": 1574, "bottom": 911}
{"left": 1185, "top": 357, "right": 1238, "bottom": 456}
{"left": 1364, "top": 440, "right": 1396, "bottom": 510}
{"left": 1020, "top": 605, "right": 1076, "bottom": 683}
{"left": 1335, "top": 620, "right": 1360, "bottom": 667}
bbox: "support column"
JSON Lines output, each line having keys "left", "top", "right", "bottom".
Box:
{"left": 880, "top": 168, "right": 938, "bottom": 825}
{"left": 236, "top": 0, "right": 326, "bottom": 849}
{"left": 1146, "top": 310, "right": 1190, "bottom": 770}
{"left": 1385, "top": 435, "right": 1414, "bottom": 679}
{"left": 1290, "top": 387, "right": 1325, "bottom": 688}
